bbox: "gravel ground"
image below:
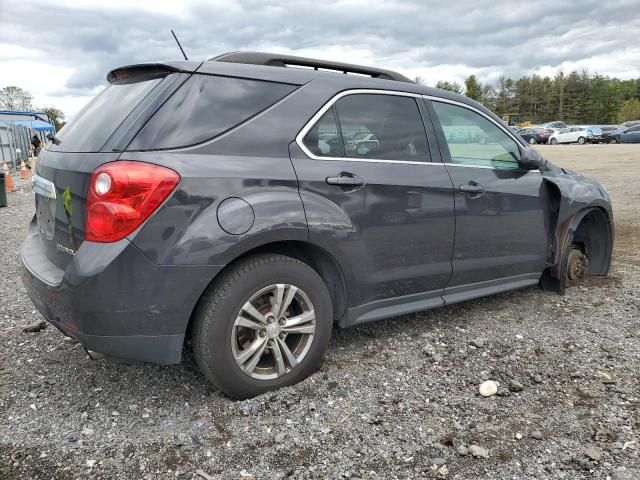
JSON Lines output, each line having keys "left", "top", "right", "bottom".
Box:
{"left": 1, "top": 145, "right": 639, "bottom": 480}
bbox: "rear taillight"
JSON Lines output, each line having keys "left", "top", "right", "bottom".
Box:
{"left": 86, "top": 161, "right": 180, "bottom": 242}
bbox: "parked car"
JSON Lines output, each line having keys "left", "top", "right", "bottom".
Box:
{"left": 620, "top": 125, "right": 640, "bottom": 143}
{"left": 518, "top": 127, "right": 550, "bottom": 145}
{"left": 549, "top": 126, "right": 596, "bottom": 144}
{"left": 543, "top": 121, "right": 567, "bottom": 129}
{"left": 22, "top": 52, "right": 614, "bottom": 399}
{"left": 620, "top": 120, "right": 640, "bottom": 129}
{"left": 600, "top": 125, "right": 624, "bottom": 144}
{"left": 582, "top": 126, "right": 604, "bottom": 143}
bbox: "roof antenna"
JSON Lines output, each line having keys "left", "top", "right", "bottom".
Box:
{"left": 171, "top": 29, "right": 189, "bottom": 60}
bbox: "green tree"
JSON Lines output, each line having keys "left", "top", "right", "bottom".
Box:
{"left": 435, "top": 80, "right": 463, "bottom": 94}
{"left": 495, "top": 76, "right": 516, "bottom": 116}
{"left": 40, "top": 106, "right": 66, "bottom": 131}
{"left": 0, "top": 86, "right": 34, "bottom": 111}
{"left": 464, "top": 75, "right": 484, "bottom": 101}
{"left": 617, "top": 98, "right": 640, "bottom": 122}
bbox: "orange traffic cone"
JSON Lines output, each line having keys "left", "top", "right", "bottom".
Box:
{"left": 20, "top": 159, "right": 30, "bottom": 179}
{"left": 2, "top": 162, "right": 16, "bottom": 192}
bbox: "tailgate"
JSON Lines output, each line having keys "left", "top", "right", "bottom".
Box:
{"left": 33, "top": 150, "right": 121, "bottom": 271}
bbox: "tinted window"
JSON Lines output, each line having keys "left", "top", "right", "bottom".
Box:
{"left": 302, "top": 108, "right": 343, "bottom": 157}
{"left": 334, "top": 94, "right": 428, "bottom": 162}
{"left": 130, "top": 75, "right": 296, "bottom": 150}
{"left": 432, "top": 101, "right": 521, "bottom": 169}
{"left": 51, "top": 75, "right": 164, "bottom": 153}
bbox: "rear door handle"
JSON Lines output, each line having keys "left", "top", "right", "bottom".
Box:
{"left": 459, "top": 183, "right": 485, "bottom": 194}
{"left": 326, "top": 173, "right": 365, "bottom": 187}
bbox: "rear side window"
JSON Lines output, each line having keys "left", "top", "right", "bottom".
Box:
{"left": 129, "top": 75, "right": 297, "bottom": 150}
{"left": 335, "top": 94, "right": 428, "bottom": 162}
{"left": 302, "top": 108, "right": 343, "bottom": 157}
{"left": 303, "top": 94, "right": 429, "bottom": 162}
{"left": 50, "top": 75, "right": 164, "bottom": 153}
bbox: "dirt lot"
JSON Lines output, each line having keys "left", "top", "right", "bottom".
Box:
{"left": 1, "top": 145, "right": 639, "bottom": 480}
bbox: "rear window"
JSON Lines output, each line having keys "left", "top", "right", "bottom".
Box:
{"left": 128, "top": 74, "right": 297, "bottom": 150}
{"left": 50, "top": 75, "right": 164, "bottom": 153}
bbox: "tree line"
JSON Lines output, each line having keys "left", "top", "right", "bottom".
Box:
{"left": 424, "top": 72, "right": 640, "bottom": 125}
{"left": 4, "top": 71, "right": 640, "bottom": 131}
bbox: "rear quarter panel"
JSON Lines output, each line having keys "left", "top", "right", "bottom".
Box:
{"left": 124, "top": 152, "right": 308, "bottom": 266}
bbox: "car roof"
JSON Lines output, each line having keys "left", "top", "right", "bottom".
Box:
{"left": 110, "top": 52, "right": 495, "bottom": 120}
{"left": 211, "top": 51, "right": 414, "bottom": 83}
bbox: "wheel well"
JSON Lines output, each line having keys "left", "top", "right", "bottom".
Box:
{"left": 571, "top": 208, "right": 613, "bottom": 276}
{"left": 185, "top": 241, "right": 348, "bottom": 341}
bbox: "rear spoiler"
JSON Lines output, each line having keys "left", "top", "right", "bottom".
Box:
{"left": 106, "top": 61, "right": 202, "bottom": 83}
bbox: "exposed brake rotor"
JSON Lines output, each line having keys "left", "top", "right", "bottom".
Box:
{"left": 567, "top": 248, "right": 588, "bottom": 286}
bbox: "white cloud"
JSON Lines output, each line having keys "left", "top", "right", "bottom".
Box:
{"left": 0, "top": 0, "right": 638, "bottom": 120}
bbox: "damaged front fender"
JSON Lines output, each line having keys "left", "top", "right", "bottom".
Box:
{"left": 540, "top": 163, "right": 614, "bottom": 294}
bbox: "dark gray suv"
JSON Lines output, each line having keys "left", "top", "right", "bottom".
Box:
{"left": 22, "top": 52, "right": 613, "bottom": 399}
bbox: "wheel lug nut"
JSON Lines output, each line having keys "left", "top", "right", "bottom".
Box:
{"left": 279, "top": 333, "right": 286, "bottom": 340}
{"left": 278, "top": 318, "right": 286, "bottom": 326}
{"left": 259, "top": 330, "right": 266, "bottom": 337}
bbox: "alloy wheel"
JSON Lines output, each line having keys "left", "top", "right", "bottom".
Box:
{"left": 231, "top": 284, "right": 316, "bottom": 380}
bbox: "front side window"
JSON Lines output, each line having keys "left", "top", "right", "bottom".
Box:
{"left": 432, "top": 101, "right": 521, "bottom": 169}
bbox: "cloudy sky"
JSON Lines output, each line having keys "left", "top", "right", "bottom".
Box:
{"left": 1, "top": 0, "right": 639, "bottom": 119}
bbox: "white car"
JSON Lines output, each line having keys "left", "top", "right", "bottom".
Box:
{"left": 549, "top": 126, "right": 594, "bottom": 145}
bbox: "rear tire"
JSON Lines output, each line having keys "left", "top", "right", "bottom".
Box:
{"left": 550, "top": 138, "right": 558, "bottom": 145}
{"left": 191, "top": 254, "right": 333, "bottom": 399}
{"left": 529, "top": 137, "right": 536, "bottom": 145}
{"left": 577, "top": 136, "right": 586, "bottom": 145}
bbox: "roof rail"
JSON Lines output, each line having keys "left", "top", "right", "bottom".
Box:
{"left": 209, "top": 51, "right": 414, "bottom": 83}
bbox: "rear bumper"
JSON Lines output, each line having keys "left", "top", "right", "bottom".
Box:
{"left": 42, "top": 314, "right": 184, "bottom": 365}
{"left": 21, "top": 225, "right": 221, "bottom": 364}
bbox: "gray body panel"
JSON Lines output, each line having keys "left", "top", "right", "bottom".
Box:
{"left": 20, "top": 57, "right": 614, "bottom": 364}
{"left": 288, "top": 142, "right": 455, "bottom": 323}
{"left": 443, "top": 165, "right": 547, "bottom": 287}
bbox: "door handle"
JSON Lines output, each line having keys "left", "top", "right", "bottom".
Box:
{"left": 459, "top": 183, "right": 486, "bottom": 196}
{"left": 326, "top": 173, "right": 365, "bottom": 187}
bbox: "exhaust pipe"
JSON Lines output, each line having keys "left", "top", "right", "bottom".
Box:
{"left": 86, "top": 349, "right": 105, "bottom": 361}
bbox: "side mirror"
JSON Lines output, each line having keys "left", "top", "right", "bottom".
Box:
{"left": 519, "top": 146, "right": 546, "bottom": 170}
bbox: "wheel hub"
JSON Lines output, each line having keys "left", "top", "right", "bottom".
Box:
{"left": 231, "top": 283, "right": 317, "bottom": 380}
{"left": 266, "top": 322, "right": 282, "bottom": 339}
{"left": 567, "top": 248, "right": 587, "bottom": 284}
